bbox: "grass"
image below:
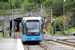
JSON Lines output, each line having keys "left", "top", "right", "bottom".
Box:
{"left": 54, "top": 33, "right": 66, "bottom": 36}
{"left": 1, "top": 32, "right": 4, "bottom": 38}
{"left": 1, "top": 29, "right": 10, "bottom": 38}
{"left": 0, "top": 8, "right": 39, "bottom": 15}
{"left": 0, "top": 20, "right": 2, "bottom": 26}
{"left": 0, "top": 9, "right": 26, "bottom": 15}
{"left": 1, "top": 32, "right": 9, "bottom": 38}
{"left": 65, "top": 28, "right": 75, "bottom": 35}
{"left": 54, "top": 28, "right": 75, "bottom": 36}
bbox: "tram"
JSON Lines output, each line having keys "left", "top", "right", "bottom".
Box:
{"left": 19, "top": 17, "right": 45, "bottom": 42}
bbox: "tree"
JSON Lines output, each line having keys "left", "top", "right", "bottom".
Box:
{"left": 47, "top": 23, "right": 52, "bottom": 35}
{"left": 53, "top": 0, "right": 63, "bottom": 17}
{"left": 3, "top": 2, "right": 9, "bottom": 9}
{"left": 65, "top": 0, "right": 75, "bottom": 27}
{"left": 42, "top": 0, "right": 63, "bottom": 17}
{"left": 42, "top": 0, "right": 52, "bottom": 8}
{"left": 22, "top": 0, "right": 36, "bottom": 11}
{"left": 8, "top": 0, "right": 12, "bottom": 9}
{"left": 0, "top": 1, "right": 4, "bottom": 9}
{"left": 55, "top": 17, "right": 64, "bottom": 31}
{"left": 0, "top": 20, "right": 2, "bottom": 26}
{"left": 14, "top": 0, "right": 21, "bottom": 8}
{"left": 70, "top": 11, "right": 75, "bottom": 26}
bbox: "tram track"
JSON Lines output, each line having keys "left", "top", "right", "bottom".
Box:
{"left": 24, "top": 44, "right": 31, "bottom": 50}
{"left": 23, "top": 43, "right": 50, "bottom": 50}
{"left": 46, "top": 40, "right": 75, "bottom": 47}
{"left": 39, "top": 44, "right": 49, "bottom": 50}
{"left": 26, "top": 44, "right": 31, "bottom": 50}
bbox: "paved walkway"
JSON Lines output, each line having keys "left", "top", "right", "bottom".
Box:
{"left": 0, "top": 33, "right": 24, "bottom": 50}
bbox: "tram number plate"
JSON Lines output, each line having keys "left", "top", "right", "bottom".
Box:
{"left": 32, "top": 37, "right": 35, "bottom": 40}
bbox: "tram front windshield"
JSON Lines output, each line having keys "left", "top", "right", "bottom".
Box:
{"left": 26, "top": 21, "right": 40, "bottom": 33}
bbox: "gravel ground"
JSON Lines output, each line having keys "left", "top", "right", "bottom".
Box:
{"left": 23, "top": 40, "right": 74, "bottom": 50}
{"left": 29, "top": 45, "right": 44, "bottom": 50}
{"left": 41, "top": 41, "right": 74, "bottom": 50}
{"left": 24, "top": 45, "right": 44, "bottom": 50}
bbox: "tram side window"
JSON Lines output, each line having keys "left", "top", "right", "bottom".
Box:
{"left": 22, "top": 25, "right": 25, "bottom": 35}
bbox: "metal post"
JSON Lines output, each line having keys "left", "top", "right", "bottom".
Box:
{"left": 63, "top": 0, "right": 65, "bottom": 32}
{"left": 51, "top": 7, "right": 53, "bottom": 35}
{"left": 2, "top": 19, "right": 4, "bottom": 37}
{"left": 2, "top": 11, "right": 4, "bottom": 37}
{"left": 12, "top": 2, "right": 14, "bottom": 37}
{"left": 41, "top": 4, "right": 43, "bottom": 17}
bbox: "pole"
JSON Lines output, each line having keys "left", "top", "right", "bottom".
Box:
{"left": 63, "top": 0, "right": 65, "bottom": 32}
{"left": 51, "top": 7, "right": 53, "bottom": 35}
{"left": 2, "top": 19, "right": 4, "bottom": 37}
{"left": 12, "top": 2, "right": 14, "bottom": 37}
{"left": 2, "top": 11, "right": 4, "bottom": 37}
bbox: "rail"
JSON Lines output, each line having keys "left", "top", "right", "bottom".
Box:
{"left": 51, "top": 40, "right": 75, "bottom": 47}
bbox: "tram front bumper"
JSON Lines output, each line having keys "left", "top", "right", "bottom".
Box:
{"left": 24, "top": 36, "right": 43, "bottom": 41}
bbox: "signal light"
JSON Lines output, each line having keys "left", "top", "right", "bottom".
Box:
{"left": 69, "top": 22, "right": 72, "bottom": 25}
{"left": 68, "top": 21, "right": 72, "bottom": 25}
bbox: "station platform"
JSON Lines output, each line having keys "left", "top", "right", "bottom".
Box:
{"left": 0, "top": 33, "right": 24, "bottom": 50}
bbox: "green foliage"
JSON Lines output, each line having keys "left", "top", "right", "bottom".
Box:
{"left": 42, "top": 0, "right": 63, "bottom": 17}
{"left": 1, "top": 32, "right": 4, "bottom": 38}
{"left": 8, "top": 0, "right": 12, "bottom": 9}
{"left": 70, "top": 12, "right": 75, "bottom": 27}
{"left": 53, "top": 0, "right": 63, "bottom": 17}
{"left": 1, "top": 28, "right": 9, "bottom": 38}
{"left": 8, "top": 0, "right": 22, "bottom": 9}
{"left": 47, "top": 17, "right": 65, "bottom": 35}
{"left": 65, "top": 28, "right": 75, "bottom": 34}
{"left": 66, "top": 25, "right": 71, "bottom": 30}
{"left": 0, "top": 10, "right": 12, "bottom": 15}
{"left": 22, "top": 0, "right": 36, "bottom": 11}
{"left": 4, "top": 28, "right": 9, "bottom": 38}
{"left": 55, "top": 17, "right": 64, "bottom": 31}
{"left": 0, "top": 20, "right": 2, "bottom": 26}
{"left": 0, "top": 1, "right": 4, "bottom": 9}
{"left": 42, "top": 0, "right": 52, "bottom": 8}
{"left": 54, "top": 33, "right": 66, "bottom": 36}
{"left": 65, "top": 0, "right": 75, "bottom": 12}
{"left": 0, "top": 1, "right": 9, "bottom": 10}
{"left": 14, "top": 0, "right": 21, "bottom": 8}
{"left": 47, "top": 23, "right": 52, "bottom": 35}
{"left": 3, "top": 2, "right": 9, "bottom": 9}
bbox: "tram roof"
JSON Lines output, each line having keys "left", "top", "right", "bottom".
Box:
{"left": 22, "top": 17, "right": 42, "bottom": 21}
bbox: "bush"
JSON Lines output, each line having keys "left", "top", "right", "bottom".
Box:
{"left": 3, "top": 2, "right": 9, "bottom": 10}
{"left": 54, "top": 33, "right": 66, "bottom": 36}
{"left": 65, "top": 28, "right": 75, "bottom": 35}
{"left": 66, "top": 25, "right": 71, "bottom": 30}
{"left": 0, "top": 20, "right": 2, "bottom": 26}
{"left": 0, "top": 1, "right": 4, "bottom": 9}
{"left": 1, "top": 28, "right": 9, "bottom": 38}
{"left": 0, "top": 1, "right": 9, "bottom": 10}
{"left": 1, "top": 32, "right": 4, "bottom": 38}
{"left": 22, "top": 0, "right": 36, "bottom": 11}
{"left": 47, "top": 23, "right": 52, "bottom": 35}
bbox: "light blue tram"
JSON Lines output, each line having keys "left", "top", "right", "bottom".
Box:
{"left": 19, "top": 17, "right": 44, "bottom": 42}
